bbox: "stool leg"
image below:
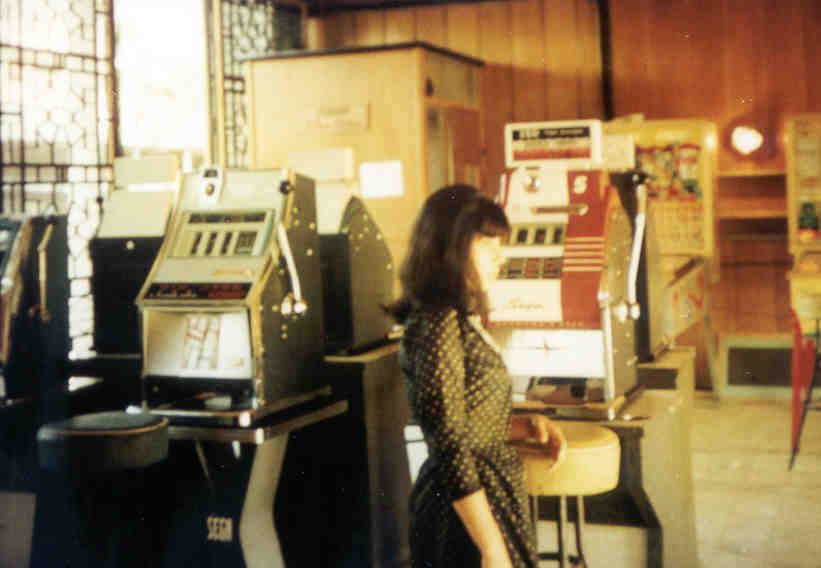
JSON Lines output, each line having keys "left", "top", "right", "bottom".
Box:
{"left": 530, "top": 495, "right": 538, "bottom": 535}
{"left": 571, "top": 496, "right": 587, "bottom": 567}
{"left": 557, "top": 495, "right": 567, "bottom": 568}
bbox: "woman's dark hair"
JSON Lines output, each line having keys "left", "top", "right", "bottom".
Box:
{"left": 385, "top": 184, "right": 509, "bottom": 322}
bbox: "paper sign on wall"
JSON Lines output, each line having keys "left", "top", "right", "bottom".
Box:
{"left": 360, "top": 161, "right": 404, "bottom": 199}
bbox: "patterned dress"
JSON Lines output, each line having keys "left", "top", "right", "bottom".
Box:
{"left": 400, "top": 307, "right": 537, "bottom": 567}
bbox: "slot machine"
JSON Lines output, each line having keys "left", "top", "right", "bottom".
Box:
{"left": 0, "top": 215, "right": 69, "bottom": 405}
{"left": 136, "top": 166, "right": 326, "bottom": 424}
{"left": 488, "top": 120, "right": 648, "bottom": 419}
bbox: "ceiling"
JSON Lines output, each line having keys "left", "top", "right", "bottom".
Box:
{"left": 305, "top": 0, "right": 500, "bottom": 16}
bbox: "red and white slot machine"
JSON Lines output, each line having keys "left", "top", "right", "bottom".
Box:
{"left": 488, "top": 120, "right": 648, "bottom": 419}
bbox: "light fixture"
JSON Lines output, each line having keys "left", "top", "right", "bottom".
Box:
{"left": 730, "top": 125, "right": 764, "bottom": 155}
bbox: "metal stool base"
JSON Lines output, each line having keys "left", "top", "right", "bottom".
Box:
{"left": 531, "top": 494, "right": 589, "bottom": 568}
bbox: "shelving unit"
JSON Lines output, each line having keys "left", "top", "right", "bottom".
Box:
{"left": 712, "top": 170, "right": 792, "bottom": 338}
{"left": 715, "top": 172, "right": 787, "bottom": 220}
{"left": 784, "top": 114, "right": 821, "bottom": 334}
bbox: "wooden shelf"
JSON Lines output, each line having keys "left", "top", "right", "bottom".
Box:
{"left": 717, "top": 209, "right": 787, "bottom": 219}
{"left": 716, "top": 174, "right": 787, "bottom": 221}
{"left": 717, "top": 170, "right": 786, "bottom": 178}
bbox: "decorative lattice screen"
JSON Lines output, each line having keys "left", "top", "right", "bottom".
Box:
{"left": 0, "top": 0, "right": 115, "bottom": 358}
{"left": 206, "top": 0, "right": 301, "bottom": 168}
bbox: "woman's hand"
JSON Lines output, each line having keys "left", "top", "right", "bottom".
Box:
{"left": 510, "top": 414, "right": 567, "bottom": 465}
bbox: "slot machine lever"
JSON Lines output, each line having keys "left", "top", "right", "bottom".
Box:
{"left": 276, "top": 171, "right": 306, "bottom": 316}
{"left": 626, "top": 179, "right": 648, "bottom": 319}
{"left": 276, "top": 223, "right": 306, "bottom": 316}
{"left": 29, "top": 222, "right": 54, "bottom": 323}
{"left": 612, "top": 176, "right": 647, "bottom": 323}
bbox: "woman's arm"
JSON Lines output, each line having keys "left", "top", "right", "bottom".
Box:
{"left": 452, "top": 490, "right": 513, "bottom": 568}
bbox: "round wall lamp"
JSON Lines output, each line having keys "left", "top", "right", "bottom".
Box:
{"left": 723, "top": 111, "right": 777, "bottom": 162}
{"left": 730, "top": 125, "right": 764, "bottom": 155}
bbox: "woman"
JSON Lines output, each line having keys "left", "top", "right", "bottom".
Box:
{"left": 388, "top": 185, "right": 566, "bottom": 568}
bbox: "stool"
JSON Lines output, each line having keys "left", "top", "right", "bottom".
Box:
{"left": 514, "top": 421, "right": 620, "bottom": 568}
{"left": 34, "top": 410, "right": 169, "bottom": 568}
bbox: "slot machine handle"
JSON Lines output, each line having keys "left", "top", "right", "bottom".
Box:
{"left": 625, "top": 180, "right": 647, "bottom": 320}
{"left": 31, "top": 223, "right": 54, "bottom": 323}
{"left": 276, "top": 223, "right": 307, "bottom": 315}
{"left": 530, "top": 203, "right": 589, "bottom": 216}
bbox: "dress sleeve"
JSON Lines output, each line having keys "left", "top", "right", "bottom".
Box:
{"left": 410, "top": 309, "right": 482, "bottom": 500}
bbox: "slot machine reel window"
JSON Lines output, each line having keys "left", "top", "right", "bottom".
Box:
{"left": 171, "top": 210, "right": 274, "bottom": 258}
{"left": 499, "top": 223, "right": 565, "bottom": 280}
{"left": 505, "top": 223, "right": 565, "bottom": 246}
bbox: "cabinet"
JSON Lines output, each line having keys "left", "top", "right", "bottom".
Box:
{"left": 244, "top": 43, "right": 483, "bottom": 277}
{"left": 785, "top": 114, "right": 821, "bottom": 333}
{"left": 712, "top": 172, "right": 791, "bottom": 337}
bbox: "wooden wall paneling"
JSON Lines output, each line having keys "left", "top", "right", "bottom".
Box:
{"left": 577, "top": 0, "right": 603, "bottom": 119}
{"left": 543, "top": 0, "right": 580, "bottom": 119}
{"left": 414, "top": 5, "right": 447, "bottom": 47}
{"left": 803, "top": 1, "right": 821, "bottom": 109}
{"left": 720, "top": 0, "right": 764, "bottom": 173}
{"left": 445, "top": 3, "right": 480, "bottom": 58}
{"left": 304, "top": 17, "right": 326, "bottom": 50}
{"left": 644, "top": 1, "right": 720, "bottom": 120}
{"left": 753, "top": 0, "right": 806, "bottom": 172}
{"left": 323, "top": 10, "right": 357, "bottom": 48}
{"left": 354, "top": 10, "right": 386, "bottom": 46}
{"left": 775, "top": 261, "right": 792, "bottom": 332}
{"left": 673, "top": 0, "right": 724, "bottom": 120}
{"left": 479, "top": 0, "right": 514, "bottom": 197}
{"left": 608, "top": 0, "right": 654, "bottom": 117}
{"left": 511, "top": 0, "right": 547, "bottom": 121}
{"left": 737, "top": 262, "right": 778, "bottom": 332}
{"left": 384, "top": 7, "right": 416, "bottom": 43}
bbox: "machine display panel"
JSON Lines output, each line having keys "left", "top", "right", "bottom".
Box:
{"left": 505, "top": 120, "right": 603, "bottom": 168}
{"left": 171, "top": 209, "right": 274, "bottom": 258}
{"left": 144, "top": 282, "right": 252, "bottom": 301}
{"left": 143, "top": 309, "right": 253, "bottom": 379}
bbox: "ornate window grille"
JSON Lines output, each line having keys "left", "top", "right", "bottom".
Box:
{"left": 0, "top": 0, "right": 115, "bottom": 359}
{"left": 0, "top": 0, "right": 301, "bottom": 359}
{"left": 206, "top": 0, "right": 302, "bottom": 168}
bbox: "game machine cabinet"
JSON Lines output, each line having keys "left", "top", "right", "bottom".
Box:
{"left": 489, "top": 120, "right": 650, "bottom": 417}
{"left": 279, "top": 188, "right": 410, "bottom": 567}
{"left": 313, "top": 194, "right": 411, "bottom": 568}
{"left": 0, "top": 215, "right": 69, "bottom": 566}
{"left": 85, "top": 155, "right": 178, "bottom": 406}
{"left": 0, "top": 214, "right": 70, "bottom": 475}
{"left": 486, "top": 120, "right": 671, "bottom": 565}
{"left": 135, "top": 166, "right": 346, "bottom": 567}
{"left": 0, "top": 215, "right": 70, "bottom": 414}
{"left": 785, "top": 114, "right": 821, "bottom": 466}
{"left": 489, "top": 120, "right": 702, "bottom": 566}
{"left": 604, "top": 118, "right": 715, "bottom": 392}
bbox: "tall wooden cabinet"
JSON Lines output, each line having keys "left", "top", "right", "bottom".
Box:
{"left": 245, "top": 43, "right": 483, "bottom": 281}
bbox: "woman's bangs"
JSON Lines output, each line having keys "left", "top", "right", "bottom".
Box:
{"left": 477, "top": 201, "right": 510, "bottom": 238}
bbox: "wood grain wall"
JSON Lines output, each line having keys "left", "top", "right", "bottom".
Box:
{"left": 309, "top": 0, "right": 603, "bottom": 196}
{"left": 609, "top": 0, "right": 821, "bottom": 174}
{"left": 608, "top": 0, "right": 821, "bottom": 385}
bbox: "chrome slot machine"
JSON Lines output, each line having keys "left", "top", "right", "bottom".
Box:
{"left": 488, "top": 120, "right": 648, "bottom": 419}
{"left": 136, "top": 167, "right": 328, "bottom": 426}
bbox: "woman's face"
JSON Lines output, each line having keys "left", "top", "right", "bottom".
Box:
{"left": 470, "top": 235, "right": 505, "bottom": 292}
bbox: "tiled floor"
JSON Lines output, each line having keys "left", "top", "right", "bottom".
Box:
{"left": 692, "top": 393, "right": 821, "bottom": 567}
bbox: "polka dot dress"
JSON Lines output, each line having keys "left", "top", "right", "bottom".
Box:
{"left": 400, "top": 307, "right": 537, "bottom": 567}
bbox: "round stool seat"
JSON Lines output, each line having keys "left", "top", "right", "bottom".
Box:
{"left": 514, "top": 421, "right": 620, "bottom": 496}
{"left": 37, "top": 411, "right": 169, "bottom": 473}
